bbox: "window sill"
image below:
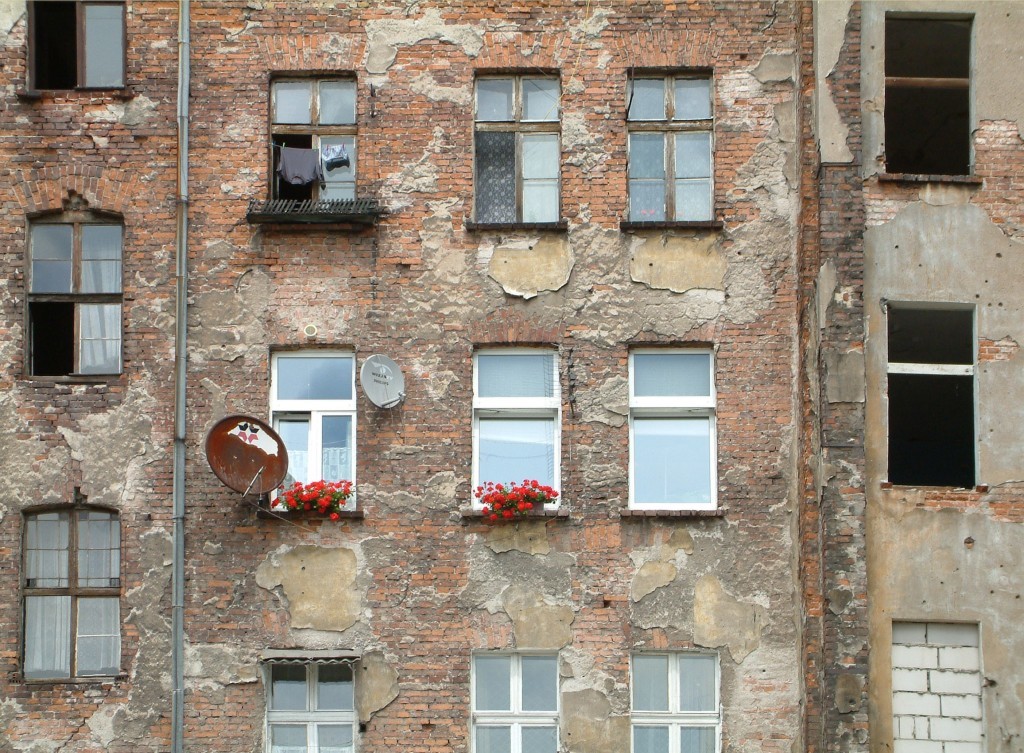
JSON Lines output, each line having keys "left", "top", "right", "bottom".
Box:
{"left": 877, "top": 173, "right": 983, "bottom": 186}
{"left": 22, "top": 374, "right": 123, "bottom": 385}
{"left": 880, "top": 481, "right": 988, "bottom": 493}
{"left": 16, "top": 87, "right": 134, "bottom": 102}
{"left": 464, "top": 221, "right": 569, "bottom": 232}
{"left": 459, "top": 506, "right": 569, "bottom": 522}
{"left": 619, "top": 220, "right": 724, "bottom": 231}
{"left": 256, "top": 505, "right": 365, "bottom": 521}
{"left": 619, "top": 508, "right": 724, "bottom": 519}
{"left": 247, "top": 198, "right": 385, "bottom": 226}
{"left": 21, "top": 673, "right": 126, "bottom": 685}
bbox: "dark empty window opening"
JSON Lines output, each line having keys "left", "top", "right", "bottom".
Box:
{"left": 884, "top": 16, "right": 971, "bottom": 176}
{"left": 887, "top": 307, "right": 975, "bottom": 487}
{"left": 29, "top": 1, "right": 125, "bottom": 90}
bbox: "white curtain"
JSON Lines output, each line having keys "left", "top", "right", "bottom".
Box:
{"left": 24, "top": 596, "right": 71, "bottom": 679}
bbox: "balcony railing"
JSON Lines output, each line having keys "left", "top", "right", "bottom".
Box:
{"left": 246, "top": 198, "right": 385, "bottom": 225}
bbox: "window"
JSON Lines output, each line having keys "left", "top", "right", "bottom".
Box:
{"left": 627, "top": 75, "right": 713, "bottom": 222}
{"left": 271, "top": 78, "right": 357, "bottom": 201}
{"left": 270, "top": 353, "right": 356, "bottom": 505}
{"left": 265, "top": 662, "right": 355, "bottom": 753}
{"left": 472, "top": 653, "right": 559, "bottom": 753}
{"left": 28, "top": 216, "right": 123, "bottom": 377}
{"left": 472, "top": 350, "right": 560, "bottom": 502}
{"left": 631, "top": 653, "right": 721, "bottom": 753}
{"left": 887, "top": 307, "right": 974, "bottom": 487}
{"left": 629, "top": 351, "right": 716, "bottom": 509}
{"left": 29, "top": 1, "right": 125, "bottom": 90}
{"left": 885, "top": 17, "right": 971, "bottom": 175}
{"left": 892, "top": 622, "right": 982, "bottom": 753}
{"left": 22, "top": 507, "right": 120, "bottom": 679}
{"left": 474, "top": 76, "right": 561, "bottom": 224}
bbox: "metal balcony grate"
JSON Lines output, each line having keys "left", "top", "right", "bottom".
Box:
{"left": 246, "top": 198, "right": 385, "bottom": 225}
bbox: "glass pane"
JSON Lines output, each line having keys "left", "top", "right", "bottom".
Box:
{"left": 629, "top": 133, "right": 666, "bottom": 179}
{"left": 680, "top": 726, "right": 716, "bottom": 753}
{"left": 477, "top": 352, "right": 555, "bottom": 398}
{"left": 475, "top": 131, "right": 516, "bottom": 223}
{"left": 317, "top": 664, "right": 354, "bottom": 710}
{"left": 523, "top": 182, "right": 559, "bottom": 223}
{"left": 79, "top": 304, "right": 121, "bottom": 374}
{"left": 476, "top": 726, "right": 512, "bottom": 753}
{"left": 24, "top": 596, "right": 71, "bottom": 679}
{"left": 322, "top": 415, "right": 353, "bottom": 485}
{"left": 81, "top": 225, "right": 122, "bottom": 293}
{"left": 317, "top": 724, "right": 353, "bottom": 753}
{"left": 477, "top": 79, "right": 514, "bottom": 121}
{"left": 675, "top": 179, "right": 713, "bottom": 222}
{"left": 633, "top": 726, "right": 670, "bottom": 753}
{"left": 523, "top": 78, "right": 559, "bottom": 121}
{"left": 523, "top": 134, "right": 559, "bottom": 179}
{"left": 26, "top": 511, "right": 70, "bottom": 587}
{"left": 479, "top": 418, "right": 556, "bottom": 488}
{"left": 277, "top": 356, "right": 353, "bottom": 401}
{"left": 633, "top": 655, "right": 669, "bottom": 711}
{"left": 633, "top": 418, "right": 712, "bottom": 505}
{"left": 679, "top": 655, "right": 717, "bottom": 712}
{"left": 521, "top": 655, "right": 558, "bottom": 711}
{"left": 474, "top": 655, "right": 511, "bottom": 710}
{"left": 31, "top": 225, "right": 73, "bottom": 293}
{"left": 628, "top": 79, "right": 666, "bottom": 120}
{"left": 633, "top": 353, "right": 711, "bottom": 397}
{"left": 522, "top": 726, "right": 558, "bottom": 753}
{"left": 270, "top": 724, "right": 307, "bottom": 753}
{"left": 76, "top": 597, "right": 120, "bottom": 676}
{"left": 277, "top": 418, "right": 310, "bottom": 487}
{"left": 274, "top": 81, "right": 313, "bottom": 124}
{"left": 319, "top": 81, "right": 356, "bottom": 125}
{"left": 320, "top": 136, "right": 356, "bottom": 200}
{"left": 675, "top": 132, "right": 712, "bottom": 179}
{"left": 675, "top": 78, "right": 712, "bottom": 120}
{"left": 78, "top": 510, "right": 119, "bottom": 587}
{"left": 629, "top": 180, "right": 667, "bottom": 222}
{"left": 84, "top": 4, "right": 124, "bottom": 87}
{"left": 271, "top": 664, "right": 308, "bottom": 711}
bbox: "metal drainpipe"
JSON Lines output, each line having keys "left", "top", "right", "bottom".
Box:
{"left": 172, "top": 1, "right": 191, "bottom": 751}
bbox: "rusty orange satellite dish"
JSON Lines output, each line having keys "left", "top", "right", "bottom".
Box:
{"left": 205, "top": 415, "right": 289, "bottom": 496}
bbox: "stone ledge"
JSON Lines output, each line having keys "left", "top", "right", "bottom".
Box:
{"left": 619, "top": 508, "right": 725, "bottom": 519}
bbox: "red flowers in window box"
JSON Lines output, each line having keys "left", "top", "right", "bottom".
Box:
{"left": 474, "top": 480, "right": 559, "bottom": 524}
{"left": 278, "top": 480, "right": 354, "bottom": 520}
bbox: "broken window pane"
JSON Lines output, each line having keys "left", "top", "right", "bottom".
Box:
{"left": 474, "top": 131, "right": 516, "bottom": 223}
{"left": 274, "top": 81, "right": 313, "bottom": 124}
{"left": 30, "top": 301, "right": 75, "bottom": 376}
{"left": 628, "top": 79, "right": 666, "bottom": 121}
{"left": 31, "top": 2, "right": 77, "bottom": 89}
{"left": 889, "top": 308, "right": 973, "bottom": 365}
{"left": 84, "top": 4, "right": 124, "bottom": 88}
{"left": 476, "top": 79, "right": 514, "bottom": 121}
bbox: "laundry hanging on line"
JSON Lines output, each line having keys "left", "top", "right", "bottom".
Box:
{"left": 322, "top": 143, "right": 351, "bottom": 171}
{"left": 277, "top": 146, "right": 325, "bottom": 186}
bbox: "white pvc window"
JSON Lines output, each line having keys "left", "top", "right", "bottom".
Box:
{"left": 23, "top": 508, "right": 121, "bottom": 679}
{"left": 627, "top": 76, "right": 714, "bottom": 222}
{"left": 266, "top": 662, "right": 355, "bottom": 753}
{"left": 472, "top": 350, "right": 560, "bottom": 503}
{"left": 472, "top": 654, "right": 559, "bottom": 753}
{"left": 629, "top": 351, "right": 717, "bottom": 509}
{"left": 631, "top": 653, "right": 721, "bottom": 753}
{"left": 271, "top": 353, "right": 356, "bottom": 505}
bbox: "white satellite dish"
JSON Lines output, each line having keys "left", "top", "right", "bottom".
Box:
{"left": 360, "top": 354, "right": 406, "bottom": 408}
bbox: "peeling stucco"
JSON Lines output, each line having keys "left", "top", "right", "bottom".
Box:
{"left": 0, "top": 1, "right": 23, "bottom": 39}
{"left": 355, "top": 651, "right": 400, "bottom": 723}
{"left": 485, "top": 520, "right": 552, "bottom": 555}
{"left": 628, "top": 233, "right": 727, "bottom": 294}
{"left": 814, "top": 0, "right": 854, "bottom": 163}
{"left": 693, "top": 574, "right": 763, "bottom": 663}
{"left": 577, "top": 375, "right": 628, "bottom": 428}
{"left": 562, "top": 688, "right": 629, "bottom": 753}
{"left": 364, "top": 8, "right": 483, "bottom": 74}
{"left": 824, "top": 350, "right": 865, "bottom": 404}
{"left": 753, "top": 52, "right": 796, "bottom": 84}
{"left": 185, "top": 643, "right": 260, "bottom": 690}
{"left": 631, "top": 561, "right": 677, "bottom": 602}
{"left": 256, "top": 546, "right": 361, "bottom": 632}
{"left": 502, "top": 584, "right": 574, "bottom": 648}
{"left": 488, "top": 235, "right": 573, "bottom": 299}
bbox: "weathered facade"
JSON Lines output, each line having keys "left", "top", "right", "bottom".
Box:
{"left": 0, "top": 2, "right": 1021, "bottom": 753}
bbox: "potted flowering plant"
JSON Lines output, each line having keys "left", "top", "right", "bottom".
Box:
{"left": 474, "top": 480, "right": 559, "bottom": 524}
{"left": 277, "top": 479, "right": 354, "bottom": 520}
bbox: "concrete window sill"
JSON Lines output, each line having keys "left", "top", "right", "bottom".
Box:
{"left": 619, "top": 508, "right": 725, "bottom": 519}
{"left": 459, "top": 506, "right": 570, "bottom": 522}
{"left": 878, "top": 173, "right": 983, "bottom": 186}
{"left": 619, "top": 220, "right": 724, "bottom": 231}
{"left": 464, "top": 221, "right": 568, "bottom": 232}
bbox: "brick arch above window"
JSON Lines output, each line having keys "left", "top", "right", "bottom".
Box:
{"left": 10, "top": 167, "right": 143, "bottom": 219}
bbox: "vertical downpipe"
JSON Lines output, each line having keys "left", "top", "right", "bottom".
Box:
{"left": 172, "top": 1, "right": 190, "bottom": 752}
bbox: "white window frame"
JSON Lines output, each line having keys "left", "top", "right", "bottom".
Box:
{"left": 471, "top": 652, "right": 560, "bottom": 753}
{"left": 628, "top": 349, "right": 717, "bottom": 510}
{"left": 630, "top": 652, "right": 722, "bottom": 753}
{"left": 270, "top": 351, "right": 357, "bottom": 503}
{"left": 626, "top": 74, "right": 715, "bottom": 222}
{"left": 472, "top": 348, "right": 561, "bottom": 507}
{"left": 264, "top": 661, "right": 356, "bottom": 753}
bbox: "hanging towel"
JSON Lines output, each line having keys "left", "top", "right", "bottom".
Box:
{"left": 322, "top": 143, "right": 351, "bottom": 171}
{"left": 277, "top": 146, "right": 324, "bottom": 186}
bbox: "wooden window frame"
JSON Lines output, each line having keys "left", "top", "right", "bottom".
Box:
{"left": 27, "top": 1, "right": 127, "bottom": 91}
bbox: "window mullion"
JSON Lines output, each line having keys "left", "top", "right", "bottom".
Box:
{"left": 309, "top": 412, "right": 325, "bottom": 481}
{"left": 665, "top": 133, "right": 676, "bottom": 220}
